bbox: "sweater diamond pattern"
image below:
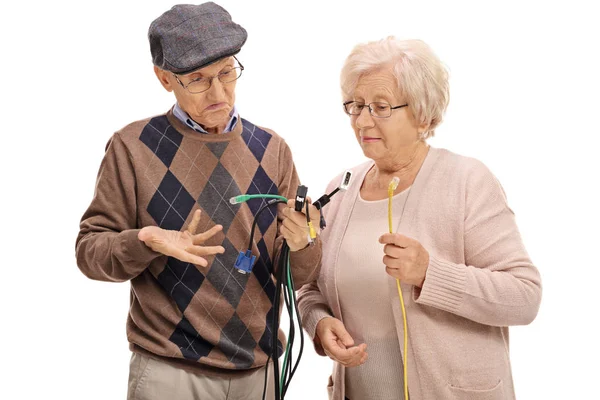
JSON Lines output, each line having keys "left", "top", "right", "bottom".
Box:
{"left": 197, "top": 162, "right": 242, "bottom": 234}
{"left": 140, "top": 116, "right": 183, "bottom": 168}
{"left": 169, "top": 315, "right": 214, "bottom": 362}
{"left": 241, "top": 120, "right": 272, "bottom": 163}
{"left": 157, "top": 257, "right": 205, "bottom": 313}
{"left": 138, "top": 116, "right": 286, "bottom": 367}
{"left": 206, "top": 238, "right": 250, "bottom": 309}
{"left": 147, "top": 170, "right": 196, "bottom": 231}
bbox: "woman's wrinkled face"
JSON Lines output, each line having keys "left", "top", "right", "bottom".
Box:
{"left": 349, "top": 68, "right": 424, "bottom": 163}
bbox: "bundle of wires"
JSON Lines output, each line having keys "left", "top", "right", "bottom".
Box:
{"left": 230, "top": 194, "right": 305, "bottom": 400}
{"left": 267, "top": 238, "right": 305, "bottom": 400}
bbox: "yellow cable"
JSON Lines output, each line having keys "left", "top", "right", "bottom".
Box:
{"left": 388, "top": 178, "right": 409, "bottom": 400}
{"left": 308, "top": 221, "right": 317, "bottom": 240}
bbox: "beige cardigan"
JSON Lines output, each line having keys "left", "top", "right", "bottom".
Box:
{"left": 297, "top": 147, "right": 542, "bottom": 400}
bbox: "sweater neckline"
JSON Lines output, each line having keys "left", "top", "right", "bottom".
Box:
{"left": 165, "top": 107, "right": 244, "bottom": 142}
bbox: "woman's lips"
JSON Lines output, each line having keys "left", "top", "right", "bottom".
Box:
{"left": 205, "top": 102, "right": 227, "bottom": 111}
{"left": 361, "top": 136, "right": 381, "bottom": 143}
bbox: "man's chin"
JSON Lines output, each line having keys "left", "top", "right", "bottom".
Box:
{"left": 195, "top": 110, "right": 230, "bottom": 126}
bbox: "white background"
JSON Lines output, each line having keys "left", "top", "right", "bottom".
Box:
{"left": 1, "top": 0, "right": 599, "bottom": 399}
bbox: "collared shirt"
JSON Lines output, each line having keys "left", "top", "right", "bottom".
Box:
{"left": 173, "top": 103, "right": 239, "bottom": 134}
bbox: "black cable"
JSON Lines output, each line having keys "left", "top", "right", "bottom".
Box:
{"left": 305, "top": 198, "right": 311, "bottom": 224}
{"left": 272, "top": 241, "right": 289, "bottom": 400}
{"left": 249, "top": 199, "right": 286, "bottom": 250}
{"left": 271, "top": 248, "right": 284, "bottom": 400}
{"left": 256, "top": 194, "right": 332, "bottom": 399}
{"left": 262, "top": 352, "right": 270, "bottom": 400}
{"left": 314, "top": 187, "right": 343, "bottom": 230}
{"left": 250, "top": 199, "right": 285, "bottom": 400}
{"left": 261, "top": 233, "right": 293, "bottom": 400}
{"left": 276, "top": 203, "right": 308, "bottom": 397}
{"left": 328, "top": 187, "right": 340, "bottom": 199}
{"left": 280, "top": 264, "right": 304, "bottom": 397}
{"left": 282, "top": 266, "right": 295, "bottom": 396}
{"left": 286, "top": 267, "right": 305, "bottom": 386}
{"left": 313, "top": 187, "right": 340, "bottom": 210}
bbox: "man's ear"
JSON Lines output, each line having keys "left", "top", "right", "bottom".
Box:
{"left": 154, "top": 66, "right": 174, "bottom": 92}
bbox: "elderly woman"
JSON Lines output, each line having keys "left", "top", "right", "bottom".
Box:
{"left": 295, "top": 37, "right": 542, "bottom": 400}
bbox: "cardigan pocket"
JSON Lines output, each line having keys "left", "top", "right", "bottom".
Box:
{"left": 326, "top": 374, "right": 334, "bottom": 399}
{"left": 448, "top": 379, "right": 504, "bottom": 400}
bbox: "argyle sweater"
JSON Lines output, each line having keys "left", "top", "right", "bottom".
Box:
{"left": 76, "top": 109, "right": 321, "bottom": 376}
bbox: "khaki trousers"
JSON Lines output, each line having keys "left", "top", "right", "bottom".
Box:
{"left": 127, "top": 352, "right": 275, "bottom": 400}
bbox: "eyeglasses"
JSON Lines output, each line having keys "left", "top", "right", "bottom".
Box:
{"left": 343, "top": 101, "right": 408, "bottom": 118}
{"left": 173, "top": 56, "right": 244, "bottom": 94}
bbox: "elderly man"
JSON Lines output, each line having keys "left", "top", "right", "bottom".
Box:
{"left": 75, "top": 3, "right": 321, "bottom": 399}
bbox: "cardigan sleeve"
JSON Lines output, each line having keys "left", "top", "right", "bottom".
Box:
{"left": 297, "top": 280, "right": 332, "bottom": 356}
{"left": 413, "top": 160, "right": 542, "bottom": 326}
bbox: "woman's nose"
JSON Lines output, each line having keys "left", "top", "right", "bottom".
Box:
{"left": 355, "top": 106, "right": 375, "bottom": 129}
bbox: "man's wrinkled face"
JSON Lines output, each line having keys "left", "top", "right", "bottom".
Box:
{"left": 155, "top": 57, "right": 237, "bottom": 133}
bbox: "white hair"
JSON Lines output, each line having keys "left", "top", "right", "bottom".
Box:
{"left": 340, "top": 37, "right": 450, "bottom": 139}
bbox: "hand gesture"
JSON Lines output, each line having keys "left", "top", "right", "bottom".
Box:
{"left": 138, "top": 210, "right": 225, "bottom": 267}
{"left": 316, "top": 317, "right": 368, "bottom": 367}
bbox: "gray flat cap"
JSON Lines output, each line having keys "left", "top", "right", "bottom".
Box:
{"left": 148, "top": 2, "right": 247, "bottom": 74}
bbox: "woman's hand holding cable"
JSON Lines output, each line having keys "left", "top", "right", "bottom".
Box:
{"left": 379, "top": 233, "right": 429, "bottom": 287}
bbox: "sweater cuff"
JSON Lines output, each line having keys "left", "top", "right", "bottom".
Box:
{"left": 413, "top": 255, "right": 467, "bottom": 314}
{"left": 117, "top": 229, "right": 163, "bottom": 264}
{"left": 302, "top": 303, "right": 332, "bottom": 340}
{"left": 289, "top": 237, "right": 322, "bottom": 279}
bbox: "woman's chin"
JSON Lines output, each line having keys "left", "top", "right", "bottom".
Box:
{"left": 361, "top": 147, "right": 380, "bottom": 161}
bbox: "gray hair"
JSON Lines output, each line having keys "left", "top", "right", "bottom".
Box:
{"left": 341, "top": 37, "right": 450, "bottom": 139}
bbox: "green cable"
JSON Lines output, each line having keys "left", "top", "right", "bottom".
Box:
{"left": 230, "top": 194, "right": 288, "bottom": 205}
{"left": 280, "top": 255, "right": 294, "bottom": 393}
{"left": 236, "top": 193, "right": 290, "bottom": 397}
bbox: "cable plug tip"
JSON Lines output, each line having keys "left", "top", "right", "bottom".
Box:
{"left": 308, "top": 222, "right": 317, "bottom": 240}
{"left": 389, "top": 177, "right": 400, "bottom": 191}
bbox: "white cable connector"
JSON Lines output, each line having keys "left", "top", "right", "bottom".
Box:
{"left": 339, "top": 170, "right": 353, "bottom": 190}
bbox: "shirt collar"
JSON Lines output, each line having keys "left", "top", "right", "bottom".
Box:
{"left": 173, "top": 103, "right": 239, "bottom": 134}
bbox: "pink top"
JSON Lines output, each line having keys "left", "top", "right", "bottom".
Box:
{"left": 338, "top": 190, "right": 409, "bottom": 399}
{"left": 297, "top": 147, "right": 542, "bottom": 400}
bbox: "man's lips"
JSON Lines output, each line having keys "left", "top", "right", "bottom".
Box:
{"left": 204, "top": 102, "right": 227, "bottom": 111}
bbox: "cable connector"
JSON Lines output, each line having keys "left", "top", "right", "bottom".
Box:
{"left": 294, "top": 185, "right": 308, "bottom": 212}
{"left": 319, "top": 212, "right": 326, "bottom": 230}
{"left": 308, "top": 221, "right": 317, "bottom": 242}
{"left": 230, "top": 195, "right": 247, "bottom": 205}
{"left": 388, "top": 176, "right": 400, "bottom": 193}
{"left": 339, "top": 170, "right": 353, "bottom": 190}
{"left": 234, "top": 250, "right": 256, "bottom": 274}
{"left": 314, "top": 170, "right": 353, "bottom": 211}
{"left": 230, "top": 194, "right": 288, "bottom": 205}
{"left": 314, "top": 170, "right": 353, "bottom": 230}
